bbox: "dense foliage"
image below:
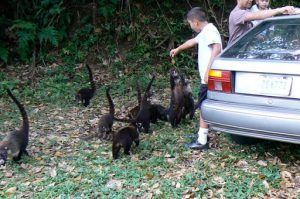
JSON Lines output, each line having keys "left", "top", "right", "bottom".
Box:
{"left": 0, "top": 0, "right": 299, "bottom": 66}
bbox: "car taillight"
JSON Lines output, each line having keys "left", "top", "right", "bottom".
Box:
{"left": 208, "top": 70, "right": 232, "bottom": 93}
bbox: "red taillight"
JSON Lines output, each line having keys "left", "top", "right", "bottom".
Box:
{"left": 208, "top": 70, "right": 232, "bottom": 93}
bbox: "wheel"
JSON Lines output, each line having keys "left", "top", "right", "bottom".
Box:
{"left": 230, "top": 134, "right": 260, "bottom": 145}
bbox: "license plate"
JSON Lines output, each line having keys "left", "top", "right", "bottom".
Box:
{"left": 259, "top": 74, "right": 292, "bottom": 96}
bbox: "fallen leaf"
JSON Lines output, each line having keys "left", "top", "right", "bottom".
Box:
{"left": 49, "top": 167, "right": 57, "bottom": 178}
{"left": 281, "top": 171, "right": 293, "bottom": 181}
{"left": 74, "top": 176, "right": 82, "bottom": 181}
{"left": 142, "top": 192, "right": 153, "bottom": 199}
{"left": 5, "top": 187, "right": 17, "bottom": 196}
{"left": 152, "top": 183, "right": 160, "bottom": 189}
{"left": 106, "top": 179, "right": 123, "bottom": 190}
{"left": 22, "top": 182, "right": 31, "bottom": 186}
{"left": 154, "top": 189, "right": 162, "bottom": 195}
{"left": 5, "top": 172, "right": 13, "bottom": 178}
{"left": 257, "top": 160, "right": 267, "bottom": 167}
{"left": 294, "top": 176, "right": 300, "bottom": 187}
{"left": 236, "top": 160, "right": 248, "bottom": 167}
{"left": 263, "top": 180, "right": 269, "bottom": 189}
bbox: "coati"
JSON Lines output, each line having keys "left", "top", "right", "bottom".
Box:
{"left": 98, "top": 86, "right": 115, "bottom": 137}
{"left": 167, "top": 68, "right": 184, "bottom": 127}
{"left": 128, "top": 80, "right": 142, "bottom": 119}
{"left": 75, "top": 64, "right": 96, "bottom": 107}
{"left": 181, "top": 75, "right": 195, "bottom": 120}
{"left": 112, "top": 125, "right": 140, "bottom": 159}
{"left": 149, "top": 104, "right": 168, "bottom": 123}
{"left": 80, "top": 87, "right": 115, "bottom": 141}
{"left": 128, "top": 79, "right": 167, "bottom": 123}
{"left": 0, "top": 89, "right": 29, "bottom": 166}
{"left": 114, "top": 75, "right": 156, "bottom": 133}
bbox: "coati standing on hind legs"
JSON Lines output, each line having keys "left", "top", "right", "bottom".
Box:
{"left": 181, "top": 75, "right": 195, "bottom": 120}
{"left": 112, "top": 125, "right": 140, "bottom": 159}
{"left": 0, "top": 89, "right": 29, "bottom": 166}
{"left": 167, "top": 68, "right": 184, "bottom": 127}
{"left": 75, "top": 64, "right": 96, "bottom": 107}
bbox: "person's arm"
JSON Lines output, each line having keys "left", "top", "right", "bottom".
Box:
{"left": 204, "top": 43, "right": 222, "bottom": 83}
{"left": 245, "top": 6, "right": 295, "bottom": 21}
{"left": 170, "top": 38, "right": 198, "bottom": 57}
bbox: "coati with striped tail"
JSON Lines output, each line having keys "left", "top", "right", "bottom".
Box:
{"left": 97, "top": 86, "right": 115, "bottom": 139}
{"left": 128, "top": 79, "right": 168, "bottom": 123}
{"left": 75, "top": 64, "right": 96, "bottom": 107}
{"left": 114, "top": 75, "right": 156, "bottom": 134}
{"left": 0, "top": 89, "right": 29, "bottom": 166}
{"left": 181, "top": 75, "right": 195, "bottom": 120}
{"left": 80, "top": 87, "right": 115, "bottom": 141}
{"left": 167, "top": 68, "right": 184, "bottom": 127}
{"left": 112, "top": 125, "right": 140, "bottom": 159}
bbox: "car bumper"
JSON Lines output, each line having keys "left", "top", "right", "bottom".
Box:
{"left": 201, "top": 99, "right": 300, "bottom": 144}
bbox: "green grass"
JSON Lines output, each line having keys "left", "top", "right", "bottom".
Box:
{"left": 0, "top": 65, "right": 300, "bottom": 198}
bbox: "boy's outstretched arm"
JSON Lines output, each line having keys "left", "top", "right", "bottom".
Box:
{"left": 170, "top": 38, "right": 197, "bottom": 58}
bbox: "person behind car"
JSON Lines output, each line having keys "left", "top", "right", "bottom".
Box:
{"left": 228, "top": 0, "right": 295, "bottom": 45}
{"left": 169, "top": 7, "right": 222, "bottom": 150}
{"left": 250, "top": 0, "right": 271, "bottom": 27}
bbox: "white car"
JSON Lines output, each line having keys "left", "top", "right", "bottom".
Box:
{"left": 202, "top": 15, "right": 300, "bottom": 144}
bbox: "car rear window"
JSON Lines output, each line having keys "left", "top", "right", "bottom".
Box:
{"left": 222, "top": 18, "right": 300, "bottom": 61}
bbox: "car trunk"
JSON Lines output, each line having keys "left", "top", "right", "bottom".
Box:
{"left": 208, "top": 58, "right": 300, "bottom": 109}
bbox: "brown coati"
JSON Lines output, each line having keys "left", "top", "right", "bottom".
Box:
{"left": 75, "top": 64, "right": 96, "bottom": 107}
{"left": 0, "top": 89, "right": 29, "bottom": 166}
{"left": 112, "top": 125, "right": 140, "bottom": 159}
{"left": 149, "top": 104, "right": 168, "bottom": 123}
{"left": 181, "top": 75, "right": 195, "bottom": 120}
{"left": 80, "top": 86, "right": 115, "bottom": 141}
{"left": 98, "top": 86, "right": 115, "bottom": 136}
{"left": 114, "top": 75, "right": 156, "bottom": 134}
{"left": 128, "top": 80, "right": 167, "bottom": 123}
{"left": 167, "top": 68, "right": 184, "bottom": 127}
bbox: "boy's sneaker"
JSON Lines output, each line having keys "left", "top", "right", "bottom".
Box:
{"left": 186, "top": 140, "right": 209, "bottom": 151}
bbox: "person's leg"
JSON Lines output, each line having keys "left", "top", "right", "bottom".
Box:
{"left": 187, "top": 84, "right": 209, "bottom": 150}
{"left": 197, "top": 112, "right": 208, "bottom": 145}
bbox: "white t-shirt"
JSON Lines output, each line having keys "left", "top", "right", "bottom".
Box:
{"left": 195, "top": 23, "right": 222, "bottom": 84}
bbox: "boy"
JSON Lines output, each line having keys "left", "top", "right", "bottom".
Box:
{"left": 228, "top": 0, "right": 294, "bottom": 45}
{"left": 169, "top": 7, "right": 222, "bottom": 150}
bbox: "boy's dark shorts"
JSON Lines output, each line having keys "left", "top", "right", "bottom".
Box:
{"left": 197, "top": 84, "right": 208, "bottom": 109}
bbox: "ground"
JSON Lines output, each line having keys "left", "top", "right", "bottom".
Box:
{"left": 0, "top": 64, "right": 300, "bottom": 198}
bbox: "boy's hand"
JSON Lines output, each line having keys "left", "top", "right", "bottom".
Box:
{"left": 170, "top": 48, "right": 179, "bottom": 58}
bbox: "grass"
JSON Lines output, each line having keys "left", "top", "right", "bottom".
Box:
{"left": 0, "top": 65, "right": 300, "bottom": 198}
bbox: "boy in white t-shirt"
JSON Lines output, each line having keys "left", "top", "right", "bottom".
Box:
{"left": 170, "top": 7, "right": 222, "bottom": 150}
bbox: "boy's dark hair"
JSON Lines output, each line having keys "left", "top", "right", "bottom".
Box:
{"left": 186, "top": 7, "right": 208, "bottom": 22}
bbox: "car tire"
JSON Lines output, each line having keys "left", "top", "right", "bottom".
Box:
{"left": 230, "top": 134, "right": 260, "bottom": 145}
